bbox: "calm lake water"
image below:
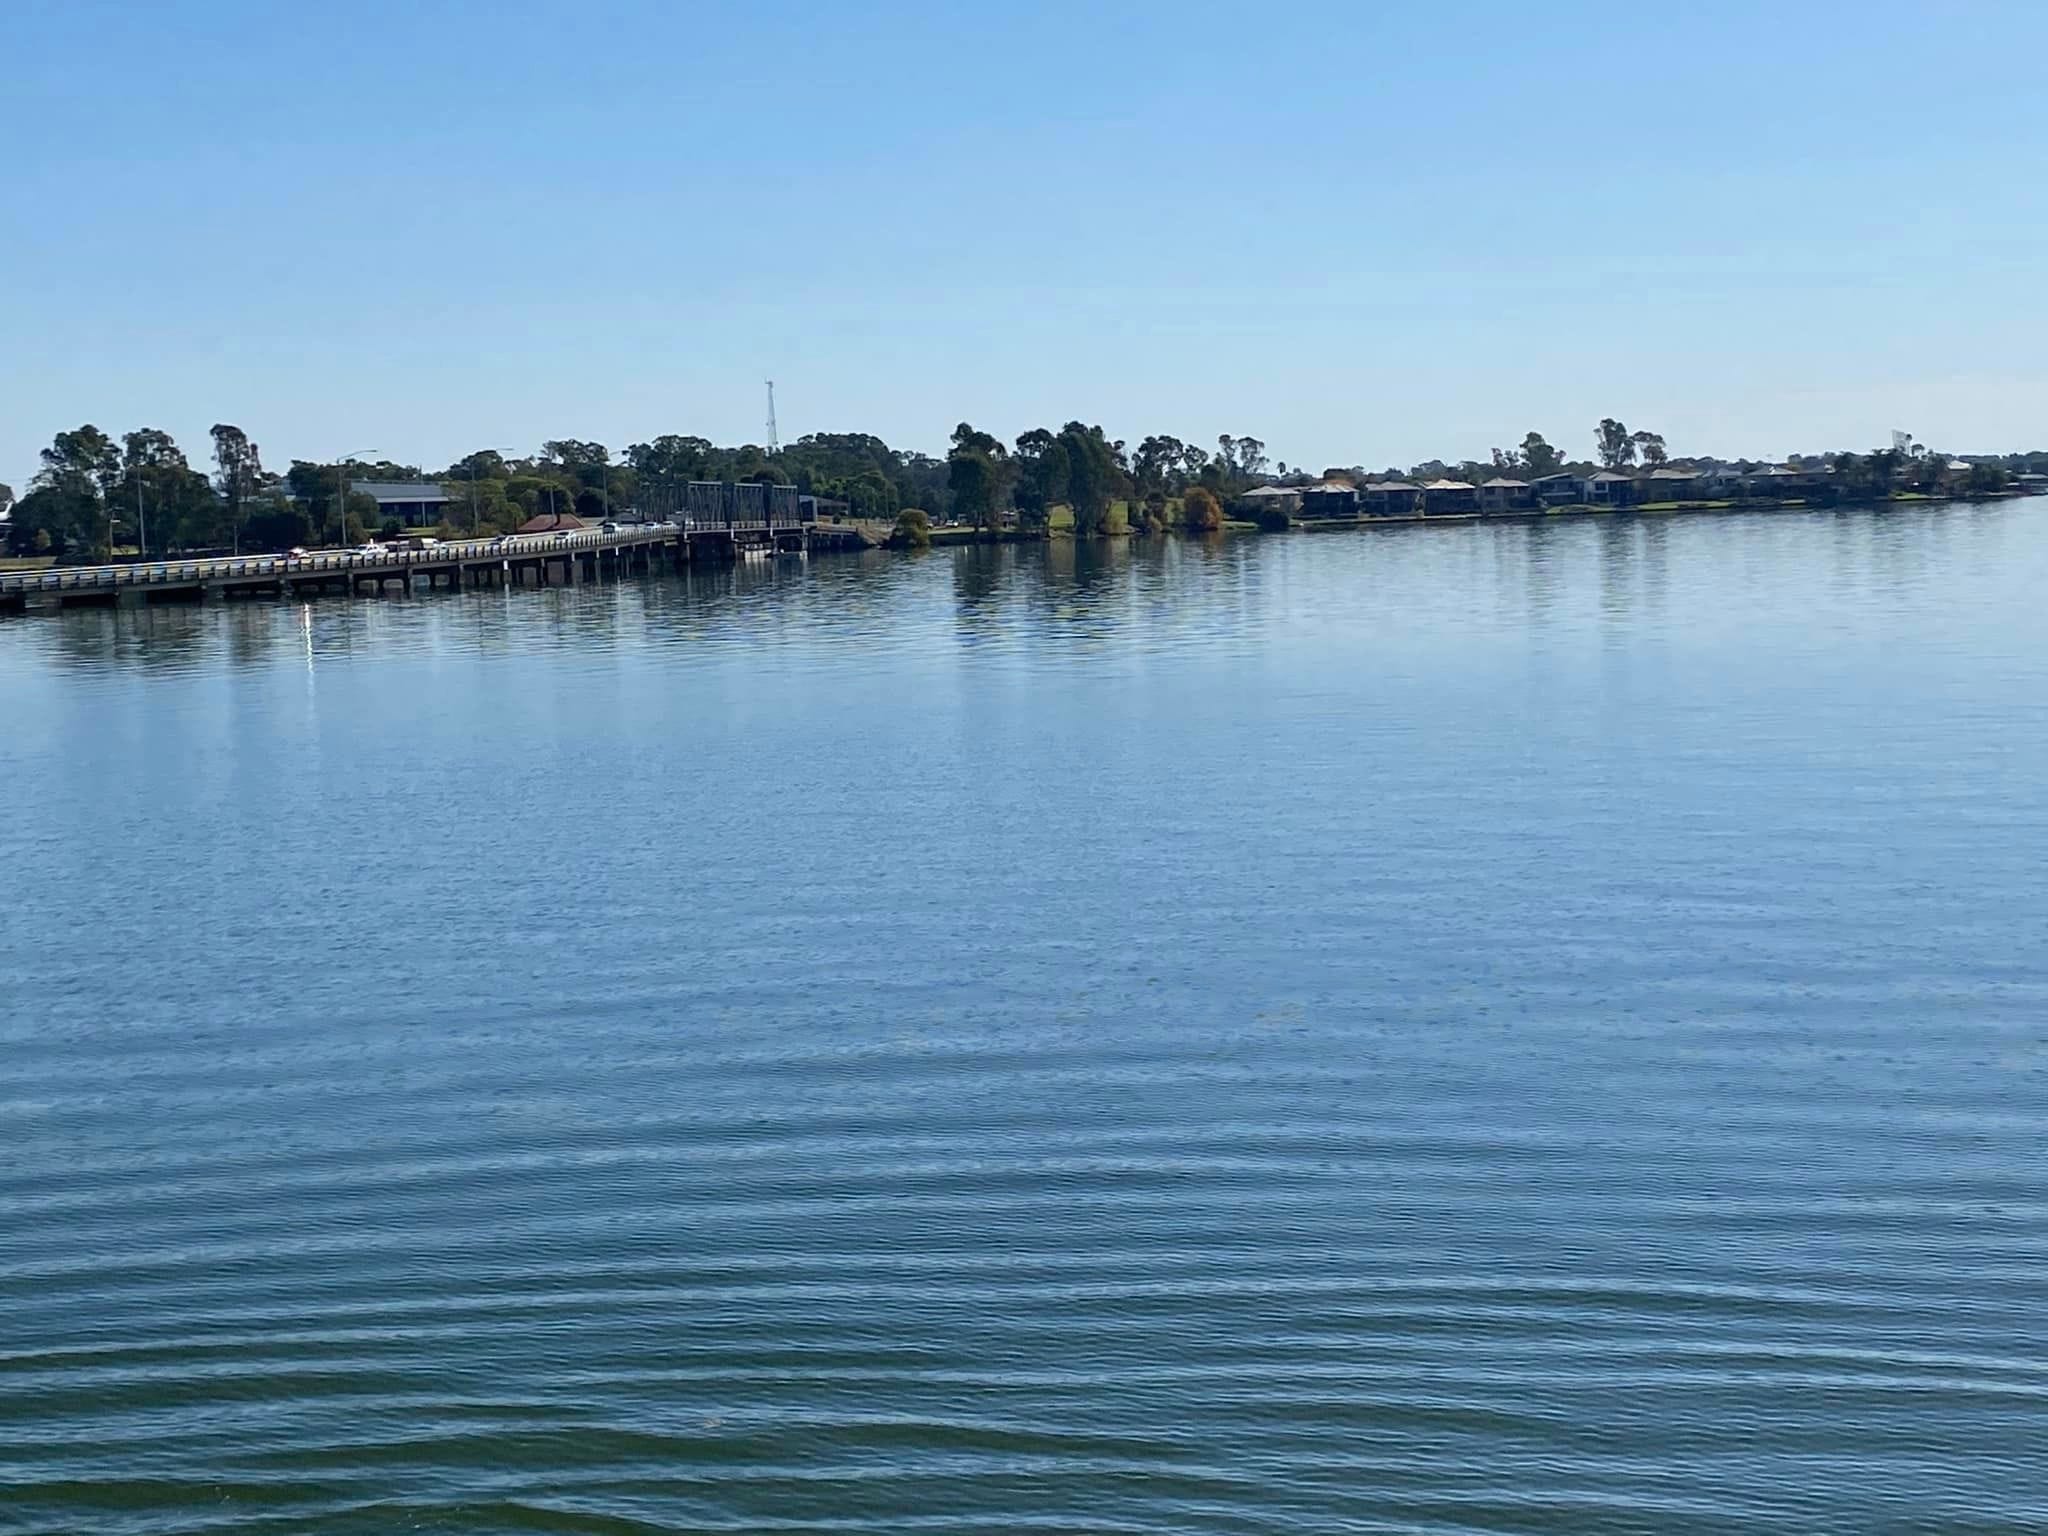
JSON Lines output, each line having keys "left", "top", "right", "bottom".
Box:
{"left": 3, "top": 507, "right": 2046, "bottom": 1534}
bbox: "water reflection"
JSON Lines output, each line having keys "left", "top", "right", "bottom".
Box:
{"left": 5, "top": 502, "right": 2032, "bottom": 687}
{"left": 4, "top": 499, "right": 2048, "bottom": 1536}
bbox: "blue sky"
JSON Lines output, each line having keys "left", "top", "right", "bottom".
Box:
{"left": 4, "top": 0, "right": 2044, "bottom": 487}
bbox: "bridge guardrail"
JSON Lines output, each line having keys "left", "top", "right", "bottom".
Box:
{"left": 0, "top": 525, "right": 702, "bottom": 596}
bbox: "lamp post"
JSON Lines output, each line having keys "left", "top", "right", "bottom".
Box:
{"left": 332, "top": 448, "right": 379, "bottom": 548}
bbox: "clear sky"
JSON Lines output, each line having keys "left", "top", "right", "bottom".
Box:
{"left": 4, "top": 0, "right": 2045, "bottom": 488}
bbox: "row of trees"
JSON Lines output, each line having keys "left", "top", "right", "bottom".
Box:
{"left": 8, "top": 424, "right": 268, "bottom": 561}
{"left": 9, "top": 413, "right": 2035, "bottom": 562}
{"left": 945, "top": 425, "right": 1278, "bottom": 537}
{"left": 1337, "top": 424, "right": 1663, "bottom": 484}
{"left": 3, "top": 424, "right": 962, "bottom": 560}
{"left": 1326, "top": 421, "right": 2022, "bottom": 496}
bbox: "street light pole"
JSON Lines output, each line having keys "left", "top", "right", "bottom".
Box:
{"left": 331, "top": 448, "right": 379, "bottom": 548}
{"left": 135, "top": 462, "right": 147, "bottom": 561}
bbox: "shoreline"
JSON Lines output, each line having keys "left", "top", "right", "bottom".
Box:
{"left": 3, "top": 491, "right": 2033, "bottom": 619}
{"left": 879, "top": 487, "right": 2033, "bottom": 547}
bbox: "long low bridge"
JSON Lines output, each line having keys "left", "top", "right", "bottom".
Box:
{"left": 0, "top": 517, "right": 870, "bottom": 616}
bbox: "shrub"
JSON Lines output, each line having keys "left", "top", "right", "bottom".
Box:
{"left": 889, "top": 507, "right": 932, "bottom": 550}
{"left": 1183, "top": 487, "right": 1224, "bottom": 533}
{"left": 1248, "top": 498, "right": 1293, "bottom": 532}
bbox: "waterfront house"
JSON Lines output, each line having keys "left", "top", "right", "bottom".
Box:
{"left": 1531, "top": 472, "right": 1586, "bottom": 507}
{"left": 1422, "top": 479, "right": 1479, "bottom": 515}
{"left": 1696, "top": 462, "right": 1749, "bottom": 498}
{"left": 1586, "top": 471, "right": 1636, "bottom": 507}
{"left": 1361, "top": 480, "right": 1423, "bottom": 517}
{"left": 1638, "top": 467, "right": 1703, "bottom": 502}
{"left": 1298, "top": 481, "right": 1359, "bottom": 518}
{"left": 351, "top": 481, "right": 453, "bottom": 528}
{"left": 1243, "top": 484, "right": 1306, "bottom": 516}
{"left": 1747, "top": 465, "right": 1797, "bottom": 498}
{"left": 1752, "top": 464, "right": 1832, "bottom": 500}
{"left": 1478, "top": 477, "right": 1533, "bottom": 513}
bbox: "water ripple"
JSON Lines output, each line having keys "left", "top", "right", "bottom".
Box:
{"left": 5, "top": 508, "right": 2048, "bottom": 1532}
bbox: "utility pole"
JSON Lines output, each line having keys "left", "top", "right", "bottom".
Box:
{"left": 331, "top": 449, "right": 377, "bottom": 549}
{"left": 766, "top": 380, "right": 779, "bottom": 455}
{"left": 135, "top": 462, "right": 146, "bottom": 561}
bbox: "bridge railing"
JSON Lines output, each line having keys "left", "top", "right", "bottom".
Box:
{"left": 0, "top": 525, "right": 682, "bottom": 595}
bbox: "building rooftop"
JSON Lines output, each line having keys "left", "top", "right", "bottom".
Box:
{"left": 1423, "top": 479, "right": 1474, "bottom": 492}
{"left": 1365, "top": 480, "right": 1421, "bottom": 493}
{"left": 517, "top": 511, "right": 588, "bottom": 533}
{"left": 350, "top": 481, "right": 451, "bottom": 503}
{"left": 1241, "top": 485, "right": 1302, "bottom": 500}
{"left": 1480, "top": 477, "right": 1529, "bottom": 488}
{"left": 1588, "top": 471, "right": 1633, "bottom": 483}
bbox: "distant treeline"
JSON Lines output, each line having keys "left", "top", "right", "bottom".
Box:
{"left": 1324, "top": 420, "right": 2032, "bottom": 495}
{"left": 2, "top": 426, "right": 950, "bottom": 561}
{"left": 5, "top": 418, "right": 2040, "bottom": 561}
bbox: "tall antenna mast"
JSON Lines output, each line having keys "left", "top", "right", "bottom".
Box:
{"left": 766, "top": 380, "right": 780, "bottom": 454}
